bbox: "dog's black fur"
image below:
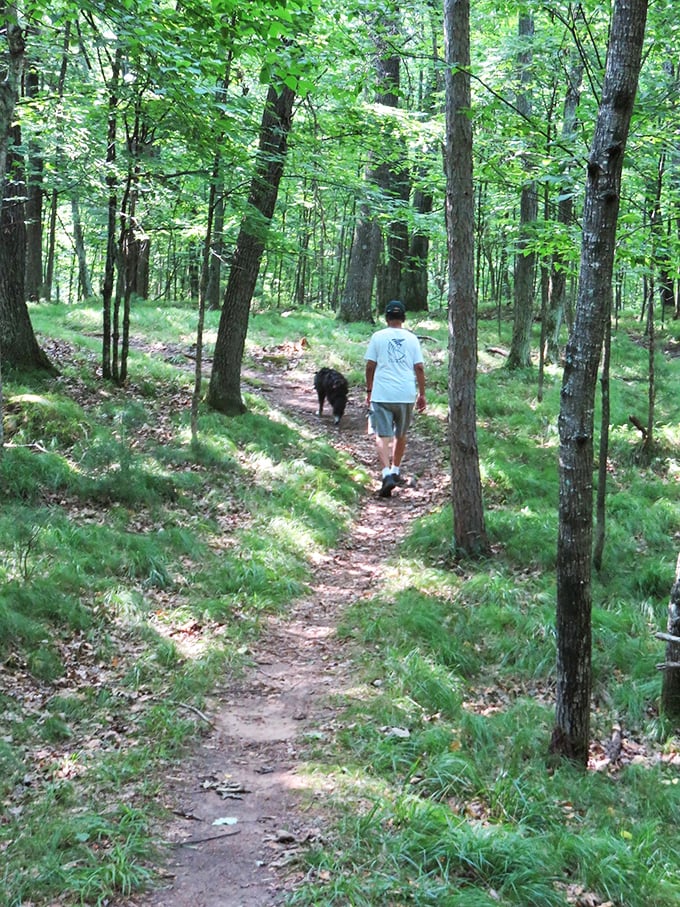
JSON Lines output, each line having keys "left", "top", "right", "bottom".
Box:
{"left": 314, "top": 367, "right": 349, "bottom": 426}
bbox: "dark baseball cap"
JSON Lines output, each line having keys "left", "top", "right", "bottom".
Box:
{"left": 385, "top": 300, "right": 406, "bottom": 319}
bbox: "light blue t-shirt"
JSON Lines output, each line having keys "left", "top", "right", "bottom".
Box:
{"left": 365, "top": 327, "right": 423, "bottom": 403}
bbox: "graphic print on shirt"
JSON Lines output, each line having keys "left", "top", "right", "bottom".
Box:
{"left": 388, "top": 337, "right": 407, "bottom": 366}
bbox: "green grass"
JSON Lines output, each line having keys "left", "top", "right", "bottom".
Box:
{"left": 3, "top": 300, "right": 680, "bottom": 906}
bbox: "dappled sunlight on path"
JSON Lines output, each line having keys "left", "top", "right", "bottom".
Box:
{"left": 126, "top": 364, "right": 447, "bottom": 907}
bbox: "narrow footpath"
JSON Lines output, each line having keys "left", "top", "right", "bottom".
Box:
{"left": 126, "top": 363, "right": 447, "bottom": 907}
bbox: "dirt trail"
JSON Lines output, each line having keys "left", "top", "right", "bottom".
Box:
{"left": 127, "top": 365, "right": 446, "bottom": 907}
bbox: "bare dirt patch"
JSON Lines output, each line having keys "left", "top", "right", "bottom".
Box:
{"left": 124, "top": 361, "right": 448, "bottom": 907}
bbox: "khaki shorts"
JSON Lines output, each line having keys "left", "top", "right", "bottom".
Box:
{"left": 369, "top": 401, "right": 414, "bottom": 438}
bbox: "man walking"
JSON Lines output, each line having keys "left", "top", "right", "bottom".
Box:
{"left": 365, "top": 300, "right": 426, "bottom": 497}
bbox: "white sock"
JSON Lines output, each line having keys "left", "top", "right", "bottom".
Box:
{"left": 382, "top": 467, "right": 392, "bottom": 478}
{"left": 392, "top": 466, "right": 400, "bottom": 476}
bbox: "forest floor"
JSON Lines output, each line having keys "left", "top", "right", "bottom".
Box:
{"left": 124, "top": 355, "right": 449, "bottom": 907}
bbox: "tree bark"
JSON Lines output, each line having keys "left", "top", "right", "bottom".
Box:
{"left": 42, "top": 21, "right": 71, "bottom": 303}
{"left": 101, "top": 48, "right": 122, "bottom": 381}
{"left": 546, "top": 55, "right": 584, "bottom": 364}
{"left": 593, "top": 303, "right": 612, "bottom": 573}
{"left": 207, "top": 83, "right": 296, "bottom": 415}
{"left": 339, "top": 10, "right": 404, "bottom": 323}
{"left": 0, "top": 17, "right": 53, "bottom": 373}
{"left": 339, "top": 211, "right": 381, "bottom": 322}
{"left": 661, "top": 552, "right": 680, "bottom": 720}
{"left": 24, "top": 60, "right": 43, "bottom": 301}
{"left": 401, "top": 187, "right": 433, "bottom": 312}
{"left": 551, "top": 0, "right": 649, "bottom": 765}
{"left": 444, "top": 0, "right": 489, "bottom": 557}
{"left": 507, "top": 13, "right": 537, "bottom": 371}
{"left": 71, "top": 196, "right": 93, "bottom": 298}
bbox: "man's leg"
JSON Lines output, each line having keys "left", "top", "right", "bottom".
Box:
{"left": 375, "top": 434, "right": 397, "bottom": 496}
{"left": 391, "top": 434, "right": 407, "bottom": 469}
{"left": 375, "top": 434, "right": 393, "bottom": 470}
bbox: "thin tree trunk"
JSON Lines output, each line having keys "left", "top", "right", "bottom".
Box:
{"left": 192, "top": 153, "right": 219, "bottom": 444}
{"left": 551, "top": 0, "right": 648, "bottom": 765}
{"left": 102, "top": 48, "right": 121, "bottom": 380}
{"left": 444, "top": 0, "right": 489, "bottom": 557}
{"left": 43, "top": 22, "right": 71, "bottom": 302}
{"left": 0, "top": 350, "right": 4, "bottom": 456}
{"left": 0, "top": 17, "right": 53, "bottom": 374}
{"left": 207, "top": 83, "right": 296, "bottom": 415}
{"left": 547, "top": 55, "right": 584, "bottom": 364}
{"left": 593, "top": 302, "right": 612, "bottom": 573}
{"left": 507, "top": 13, "right": 537, "bottom": 370}
{"left": 71, "top": 196, "right": 93, "bottom": 298}
{"left": 661, "top": 552, "right": 680, "bottom": 720}
{"left": 24, "top": 62, "right": 43, "bottom": 301}
{"left": 339, "top": 11, "right": 403, "bottom": 323}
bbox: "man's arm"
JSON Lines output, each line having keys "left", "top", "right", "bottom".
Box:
{"left": 365, "top": 360, "right": 377, "bottom": 405}
{"left": 414, "top": 362, "right": 426, "bottom": 412}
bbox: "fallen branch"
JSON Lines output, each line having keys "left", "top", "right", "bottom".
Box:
{"left": 171, "top": 701, "right": 215, "bottom": 728}
{"left": 171, "top": 829, "right": 241, "bottom": 847}
{"left": 4, "top": 441, "right": 50, "bottom": 453}
{"left": 655, "top": 631, "right": 680, "bottom": 645}
{"left": 628, "top": 414, "right": 647, "bottom": 440}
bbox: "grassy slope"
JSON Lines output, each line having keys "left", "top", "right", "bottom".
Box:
{"left": 1, "top": 300, "right": 679, "bottom": 906}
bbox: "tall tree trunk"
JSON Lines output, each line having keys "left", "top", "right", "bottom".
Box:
{"left": 0, "top": 10, "right": 23, "bottom": 189}
{"left": 661, "top": 552, "right": 680, "bottom": 720}
{"left": 71, "top": 196, "right": 93, "bottom": 298}
{"left": 206, "top": 182, "right": 225, "bottom": 311}
{"left": 551, "top": 0, "right": 648, "bottom": 765}
{"left": 401, "top": 5, "right": 441, "bottom": 313}
{"left": 339, "top": 9, "right": 404, "bottom": 322}
{"left": 42, "top": 22, "right": 71, "bottom": 303}
{"left": 0, "top": 351, "right": 4, "bottom": 455}
{"left": 0, "top": 18, "right": 53, "bottom": 374}
{"left": 401, "top": 187, "right": 433, "bottom": 312}
{"left": 546, "top": 55, "right": 584, "bottom": 364}
{"left": 101, "top": 48, "right": 121, "bottom": 381}
{"left": 593, "top": 302, "right": 612, "bottom": 573}
{"left": 207, "top": 83, "right": 296, "bottom": 415}
{"left": 507, "top": 12, "right": 537, "bottom": 370}
{"left": 373, "top": 15, "right": 410, "bottom": 311}
{"left": 24, "top": 61, "right": 43, "bottom": 301}
{"left": 339, "top": 211, "right": 381, "bottom": 322}
{"left": 444, "top": 0, "right": 489, "bottom": 557}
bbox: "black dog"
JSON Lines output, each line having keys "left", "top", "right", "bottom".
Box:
{"left": 314, "top": 367, "right": 349, "bottom": 426}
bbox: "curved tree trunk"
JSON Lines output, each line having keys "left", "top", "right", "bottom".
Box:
{"left": 551, "top": 0, "right": 648, "bottom": 765}
{"left": 207, "top": 83, "right": 296, "bottom": 415}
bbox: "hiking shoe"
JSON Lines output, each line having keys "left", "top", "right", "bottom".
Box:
{"left": 379, "top": 473, "right": 397, "bottom": 497}
{"left": 392, "top": 472, "right": 407, "bottom": 486}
